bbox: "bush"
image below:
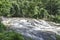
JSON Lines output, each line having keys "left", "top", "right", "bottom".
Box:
{"left": 0, "top": 31, "right": 24, "bottom": 40}
{"left": 0, "top": 0, "right": 60, "bottom": 23}
{"left": 0, "top": 21, "right": 6, "bottom": 32}
{"left": 56, "top": 35, "right": 60, "bottom": 40}
{"left": 0, "top": 0, "right": 12, "bottom": 17}
{"left": 0, "top": 21, "right": 32, "bottom": 40}
{"left": 0, "top": 21, "right": 24, "bottom": 40}
{"left": 52, "top": 15, "right": 60, "bottom": 23}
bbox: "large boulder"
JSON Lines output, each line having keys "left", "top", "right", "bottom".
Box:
{"left": 1, "top": 17, "right": 58, "bottom": 40}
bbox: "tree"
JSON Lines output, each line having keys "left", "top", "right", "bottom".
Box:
{"left": 45, "top": 0, "right": 59, "bottom": 15}
{"left": 0, "top": 0, "right": 12, "bottom": 17}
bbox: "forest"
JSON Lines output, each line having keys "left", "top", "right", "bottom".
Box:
{"left": 0, "top": 0, "right": 60, "bottom": 23}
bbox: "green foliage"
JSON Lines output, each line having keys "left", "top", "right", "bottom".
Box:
{"left": 0, "top": 31, "right": 24, "bottom": 40}
{"left": 0, "top": 21, "right": 32, "bottom": 40}
{"left": 56, "top": 35, "right": 60, "bottom": 40}
{"left": 0, "top": 22, "right": 24, "bottom": 40}
{"left": 53, "top": 15, "right": 60, "bottom": 23}
{"left": 0, "top": 21, "right": 24, "bottom": 40}
{"left": 0, "top": 0, "right": 12, "bottom": 17}
{"left": 46, "top": 0, "right": 57, "bottom": 15}
{"left": 0, "top": 0, "right": 60, "bottom": 23}
{"left": 0, "top": 21, "right": 6, "bottom": 32}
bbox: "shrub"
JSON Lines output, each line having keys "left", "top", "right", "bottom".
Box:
{"left": 0, "top": 21, "right": 24, "bottom": 40}
{"left": 0, "top": 31, "right": 24, "bottom": 40}
{"left": 0, "top": 21, "right": 32, "bottom": 40}
{"left": 56, "top": 35, "right": 60, "bottom": 40}
{"left": 0, "top": 21, "right": 6, "bottom": 32}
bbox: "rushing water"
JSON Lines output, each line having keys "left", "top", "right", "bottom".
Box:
{"left": 1, "top": 17, "right": 60, "bottom": 40}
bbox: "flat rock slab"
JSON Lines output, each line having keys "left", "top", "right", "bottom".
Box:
{"left": 1, "top": 17, "right": 59, "bottom": 40}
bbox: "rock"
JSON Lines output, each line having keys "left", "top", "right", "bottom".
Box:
{"left": 1, "top": 17, "right": 58, "bottom": 40}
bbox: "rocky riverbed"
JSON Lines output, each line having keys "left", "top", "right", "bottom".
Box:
{"left": 1, "top": 17, "right": 60, "bottom": 40}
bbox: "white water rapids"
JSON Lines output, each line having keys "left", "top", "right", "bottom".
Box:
{"left": 1, "top": 17, "right": 60, "bottom": 40}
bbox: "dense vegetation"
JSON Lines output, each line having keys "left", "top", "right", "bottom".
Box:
{"left": 0, "top": 0, "right": 60, "bottom": 23}
{"left": 0, "top": 21, "right": 33, "bottom": 40}
{"left": 0, "top": 21, "right": 25, "bottom": 40}
{"left": 56, "top": 35, "right": 60, "bottom": 40}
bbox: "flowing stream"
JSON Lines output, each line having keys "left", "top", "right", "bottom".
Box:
{"left": 1, "top": 17, "right": 60, "bottom": 40}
